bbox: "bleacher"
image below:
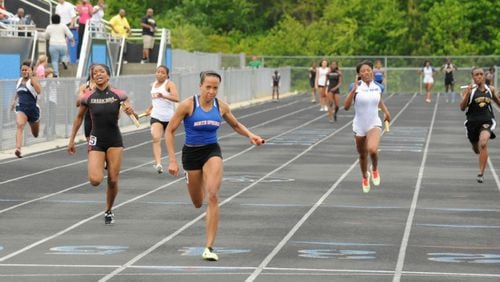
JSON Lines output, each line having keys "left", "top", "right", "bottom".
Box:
{"left": 0, "top": 0, "right": 171, "bottom": 79}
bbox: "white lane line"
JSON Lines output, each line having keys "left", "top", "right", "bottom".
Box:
{"left": 245, "top": 94, "right": 417, "bottom": 282}
{"left": 97, "top": 108, "right": 363, "bottom": 282}
{"left": 98, "top": 93, "right": 402, "bottom": 282}
{"left": 0, "top": 104, "right": 317, "bottom": 215}
{"left": 487, "top": 158, "right": 500, "bottom": 192}
{"left": 2, "top": 263, "right": 500, "bottom": 279}
{"left": 0, "top": 106, "right": 327, "bottom": 263}
{"left": 392, "top": 94, "right": 440, "bottom": 282}
{"left": 0, "top": 97, "right": 306, "bottom": 165}
{"left": 0, "top": 100, "right": 314, "bottom": 185}
{"left": 244, "top": 162, "right": 359, "bottom": 282}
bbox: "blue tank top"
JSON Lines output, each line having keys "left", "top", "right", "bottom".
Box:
{"left": 373, "top": 69, "right": 384, "bottom": 83}
{"left": 184, "top": 95, "right": 222, "bottom": 145}
{"left": 16, "top": 78, "right": 38, "bottom": 108}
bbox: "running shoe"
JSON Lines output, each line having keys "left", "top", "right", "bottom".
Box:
{"left": 334, "top": 111, "right": 338, "bottom": 122}
{"left": 362, "top": 172, "right": 371, "bottom": 193}
{"left": 371, "top": 169, "right": 380, "bottom": 186}
{"left": 154, "top": 164, "right": 163, "bottom": 174}
{"left": 104, "top": 210, "right": 115, "bottom": 225}
{"left": 477, "top": 174, "right": 484, "bottom": 183}
{"left": 425, "top": 98, "right": 431, "bottom": 103}
{"left": 14, "top": 149, "right": 22, "bottom": 158}
{"left": 202, "top": 247, "right": 218, "bottom": 261}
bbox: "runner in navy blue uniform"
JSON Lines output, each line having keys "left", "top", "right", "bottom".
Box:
{"left": 68, "top": 64, "right": 137, "bottom": 224}
{"left": 308, "top": 62, "right": 317, "bottom": 103}
{"left": 10, "top": 61, "right": 42, "bottom": 158}
{"left": 460, "top": 67, "right": 500, "bottom": 183}
{"left": 326, "top": 61, "right": 342, "bottom": 122}
{"left": 165, "top": 71, "right": 264, "bottom": 261}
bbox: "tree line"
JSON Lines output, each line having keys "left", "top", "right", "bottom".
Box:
{"left": 102, "top": 0, "right": 499, "bottom": 56}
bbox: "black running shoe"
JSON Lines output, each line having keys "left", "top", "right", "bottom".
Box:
{"left": 477, "top": 174, "right": 484, "bottom": 183}
{"left": 104, "top": 210, "right": 114, "bottom": 225}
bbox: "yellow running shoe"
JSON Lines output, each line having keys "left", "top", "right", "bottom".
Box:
{"left": 202, "top": 247, "right": 218, "bottom": 261}
{"left": 372, "top": 169, "right": 380, "bottom": 186}
{"left": 362, "top": 172, "right": 371, "bottom": 193}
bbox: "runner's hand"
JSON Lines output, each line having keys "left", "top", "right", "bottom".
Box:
{"left": 168, "top": 161, "right": 179, "bottom": 176}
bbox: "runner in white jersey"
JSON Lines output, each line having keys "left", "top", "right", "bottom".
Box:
{"left": 315, "top": 59, "right": 329, "bottom": 112}
{"left": 420, "top": 60, "right": 436, "bottom": 103}
{"left": 344, "top": 60, "right": 391, "bottom": 193}
{"left": 140, "top": 65, "right": 179, "bottom": 173}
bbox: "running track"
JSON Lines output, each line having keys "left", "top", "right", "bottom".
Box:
{"left": 0, "top": 93, "right": 500, "bottom": 282}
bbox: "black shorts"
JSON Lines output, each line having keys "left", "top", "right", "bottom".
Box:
{"left": 309, "top": 78, "right": 315, "bottom": 88}
{"left": 16, "top": 104, "right": 40, "bottom": 123}
{"left": 465, "top": 120, "right": 496, "bottom": 144}
{"left": 444, "top": 76, "right": 454, "bottom": 86}
{"left": 182, "top": 143, "right": 222, "bottom": 170}
{"left": 88, "top": 135, "right": 123, "bottom": 152}
{"left": 150, "top": 117, "right": 169, "bottom": 130}
{"left": 327, "top": 86, "right": 340, "bottom": 94}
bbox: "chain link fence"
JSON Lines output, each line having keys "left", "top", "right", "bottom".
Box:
{"left": 0, "top": 67, "right": 290, "bottom": 151}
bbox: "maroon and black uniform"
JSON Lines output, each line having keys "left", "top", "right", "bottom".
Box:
{"left": 81, "top": 87, "right": 128, "bottom": 151}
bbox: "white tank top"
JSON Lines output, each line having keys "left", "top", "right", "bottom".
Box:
{"left": 354, "top": 81, "right": 382, "bottom": 126}
{"left": 317, "top": 67, "right": 329, "bottom": 86}
{"left": 423, "top": 66, "right": 433, "bottom": 80}
{"left": 151, "top": 79, "right": 175, "bottom": 122}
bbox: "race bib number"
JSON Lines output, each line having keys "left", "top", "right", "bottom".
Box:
{"left": 89, "top": 135, "right": 97, "bottom": 146}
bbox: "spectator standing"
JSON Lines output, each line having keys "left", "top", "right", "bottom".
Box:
{"left": 75, "top": 0, "right": 93, "bottom": 60}
{"left": 34, "top": 55, "right": 48, "bottom": 79}
{"left": 55, "top": 0, "right": 76, "bottom": 28}
{"left": 91, "top": 0, "right": 105, "bottom": 35}
{"left": 44, "top": 14, "right": 75, "bottom": 77}
{"left": 109, "top": 9, "right": 131, "bottom": 63}
{"left": 248, "top": 56, "right": 262, "bottom": 69}
{"left": 140, "top": 8, "right": 156, "bottom": 64}
{"left": 272, "top": 70, "right": 280, "bottom": 101}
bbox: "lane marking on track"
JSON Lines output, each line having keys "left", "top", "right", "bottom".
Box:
{"left": 245, "top": 94, "right": 416, "bottom": 282}
{"left": 0, "top": 100, "right": 337, "bottom": 263}
{"left": 392, "top": 94, "right": 440, "bottom": 282}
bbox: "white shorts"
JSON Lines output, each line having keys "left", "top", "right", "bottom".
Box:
{"left": 353, "top": 119, "right": 382, "bottom": 137}
{"left": 423, "top": 77, "right": 434, "bottom": 84}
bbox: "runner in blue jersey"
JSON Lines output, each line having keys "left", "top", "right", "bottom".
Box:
{"left": 373, "top": 59, "right": 386, "bottom": 85}
{"left": 460, "top": 67, "right": 500, "bottom": 183}
{"left": 68, "top": 64, "right": 138, "bottom": 225}
{"left": 165, "top": 71, "right": 264, "bottom": 261}
{"left": 10, "top": 61, "right": 42, "bottom": 158}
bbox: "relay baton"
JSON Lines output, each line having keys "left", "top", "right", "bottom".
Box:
{"left": 460, "top": 84, "right": 477, "bottom": 89}
{"left": 121, "top": 102, "right": 140, "bottom": 127}
{"left": 384, "top": 120, "right": 390, "bottom": 132}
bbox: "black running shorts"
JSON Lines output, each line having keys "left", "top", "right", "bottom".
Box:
{"left": 182, "top": 143, "right": 222, "bottom": 170}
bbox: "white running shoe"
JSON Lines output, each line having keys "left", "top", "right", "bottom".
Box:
{"left": 154, "top": 164, "right": 163, "bottom": 174}
{"left": 202, "top": 247, "right": 218, "bottom": 261}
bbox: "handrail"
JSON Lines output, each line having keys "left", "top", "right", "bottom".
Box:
{"left": 19, "top": 0, "right": 51, "bottom": 15}
{"left": 30, "top": 30, "right": 39, "bottom": 64}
